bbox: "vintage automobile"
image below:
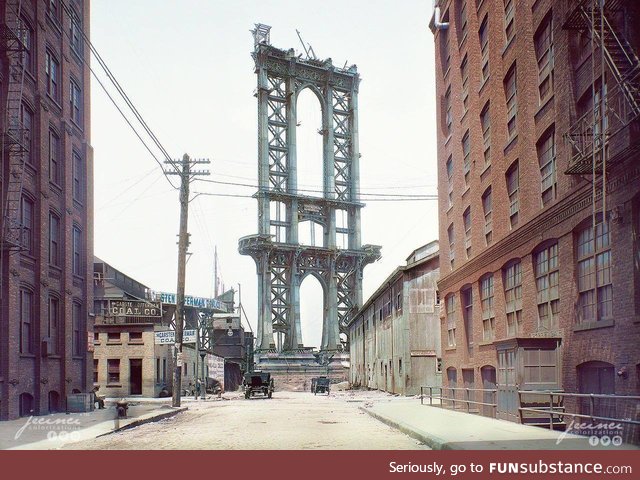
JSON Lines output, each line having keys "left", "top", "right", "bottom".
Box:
{"left": 243, "top": 371, "right": 274, "bottom": 399}
{"left": 311, "top": 376, "right": 330, "bottom": 395}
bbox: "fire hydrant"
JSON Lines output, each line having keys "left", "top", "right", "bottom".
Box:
{"left": 116, "top": 400, "right": 128, "bottom": 418}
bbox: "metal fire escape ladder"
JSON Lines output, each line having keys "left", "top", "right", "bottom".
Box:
{"left": 564, "top": 0, "right": 640, "bottom": 174}
{"left": 1, "top": 0, "right": 28, "bottom": 250}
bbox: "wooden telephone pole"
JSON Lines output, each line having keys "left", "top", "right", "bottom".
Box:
{"left": 166, "top": 154, "right": 209, "bottom": 407}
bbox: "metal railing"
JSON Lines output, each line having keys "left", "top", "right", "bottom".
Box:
{"left": 421, "top": 386, "right": 497, "bottom": 418}
{"left": 517, "top": 390, "right": 640, "bottom": 431}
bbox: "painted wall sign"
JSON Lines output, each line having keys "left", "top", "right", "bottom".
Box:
{"left": 154, "top": 329, "right": 197, "bottom": 345}
{"left": 108, "top": 300, "right": 162, "bottom": 317}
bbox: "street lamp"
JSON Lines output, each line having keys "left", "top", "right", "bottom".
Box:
{"left": 199, "top": 348, "right": 207, "bottom": 400}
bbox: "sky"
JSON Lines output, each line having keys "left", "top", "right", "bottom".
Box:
{"left": 91, "top": 0, "right": 439, "bottom": 348}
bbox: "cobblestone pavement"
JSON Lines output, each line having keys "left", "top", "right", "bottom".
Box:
{"left": 63, "top": 390, "right": 429, "bottom": 450}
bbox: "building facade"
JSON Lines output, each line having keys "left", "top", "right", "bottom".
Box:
{"left": 431, "top": 0, "right": 640, "bottom": 421}
{"left": 1, "top": 0, "right": 92, "bottom": 419}
{"left": 348, "top": 241, "right": 441, "bottom": 396}
{"left": 93, "top": 258, "right": 229, "bottom": 398}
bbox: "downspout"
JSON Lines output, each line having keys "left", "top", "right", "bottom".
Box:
{"left": 433, "top": 1, "right": 450, "bottom": 30}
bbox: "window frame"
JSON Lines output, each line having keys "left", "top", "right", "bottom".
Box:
{"left": 482, "top": 187, "right": 492, "bottom": 245}
{"left": 480, "top": 274, "right": 495, "bottom": 341}
{"left": 538, "top": 126, "right": 557, "bottom": 206}
{"left": 504, "top": 260, "right": 523, "bottom": 336}
{"left": 504, "top": 63, "right": 518, "bottom": 137}
{"left": 49, "top": 211, "right": 60, "bottom": 266}
{"left": 48, "top": 128, "right": 61, "bottom": 185}
{"left": 45, "top": 49, "right": 61, "bottom": 102}
{"left": 446, "top": 294, "right": 457, "bottom": 347}
{"left": 506, "top": 161, "right": 520, "bottom": 228}
{"left": 20, "top": 287, "right": 34, "bottom": 354}
{"left": 534, "top": 243, "right": 559, "bottom": 332}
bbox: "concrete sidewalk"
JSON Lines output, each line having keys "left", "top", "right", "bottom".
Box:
{"left": 361, "top": 398, "right": 639, "bottom": 450}
{"left": 2, "top": 399, "right": 187, "bottom": 450}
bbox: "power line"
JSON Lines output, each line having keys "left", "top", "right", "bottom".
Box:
{"left": 60, "top": 0, "right": 181, "bottom": 187}
{"left": 192, "top": 191, "right": 436, "bottom": 201}
{"left": 193, "top": 178, "right": 437, "bottom": 198}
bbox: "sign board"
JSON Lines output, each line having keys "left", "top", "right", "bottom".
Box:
{"left": 154, "top": 329, "right": 197, "bottom": 345}
{"left": 410, "top": 349, "right": 436, "bottom": 357}
{"left": 108, "top": 300, "right": 162, "bottom": 317}
{"left": 176, "top": 352, "right": 183, "bottom": 367}
{"left": 158, "top": 292, "right": 227, "bottom": 312}
{"left": 207, "top": 354, "right": 225, "bottom": 391}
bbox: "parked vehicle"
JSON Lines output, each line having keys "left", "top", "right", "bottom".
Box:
{"left": 311, "top": 376, "right": 330, "bottom": 395}
{"left": 243, "top": 371, "right": 274, "bottom": 399}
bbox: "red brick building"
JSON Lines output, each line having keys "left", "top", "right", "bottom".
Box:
{"left": 1, "top": 0, "right": 92, "bottom": 419}
{"left": 430, "top": 0, "right": 639, "bottom": 422}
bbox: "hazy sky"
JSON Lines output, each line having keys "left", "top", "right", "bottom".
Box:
{"left": 91, "top": 0, "right": 439, "bottom": 348}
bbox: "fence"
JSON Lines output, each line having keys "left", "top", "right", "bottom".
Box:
{"left": 420, "top": 386, "right": 640, "bottom": 444}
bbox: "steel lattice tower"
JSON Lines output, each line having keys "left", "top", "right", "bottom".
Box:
{"left": 239, "top": 25, "right": 380, "bottom": 357}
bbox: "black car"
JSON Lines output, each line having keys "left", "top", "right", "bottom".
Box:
{"left": 243, "top": 371, "right": 274, "bottom": 399}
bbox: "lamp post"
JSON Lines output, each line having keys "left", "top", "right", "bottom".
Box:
{"left": 199, "top": 348, "right": 207, "bottom": 400}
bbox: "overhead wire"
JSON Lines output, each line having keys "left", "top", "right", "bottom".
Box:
{"left": 59, "top": 0, "right": 180, "bottom": 188}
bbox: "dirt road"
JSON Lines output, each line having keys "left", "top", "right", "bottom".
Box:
{"left": 64, "top": 391, "right": 428, "bottom": 450}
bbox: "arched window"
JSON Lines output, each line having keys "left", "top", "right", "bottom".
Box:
{"left": 533, "top": 241, "right": 559, "bottom": 332}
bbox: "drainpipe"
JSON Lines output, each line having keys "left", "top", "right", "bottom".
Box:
{"left": 433, "top": 0, "right": 449, "bottom": 30}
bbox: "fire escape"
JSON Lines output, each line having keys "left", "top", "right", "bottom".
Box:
{"left": 564, "top": 0, "right": 640, "bottom": 175}
{"left": 1, "top": 0, "right": 28, "bottom": 251}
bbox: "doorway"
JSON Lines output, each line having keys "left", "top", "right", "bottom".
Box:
{"left": 129, "top": 359, "right": 143, "bottom": 395}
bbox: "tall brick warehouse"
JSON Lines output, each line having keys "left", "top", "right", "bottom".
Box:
{"left": 430, "top": 0, "right": 639, "bottom": 422}
{"left": 1, "top": 0, "right": 93, "bottom": 419}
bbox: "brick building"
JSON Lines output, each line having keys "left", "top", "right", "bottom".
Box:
{"left": 348, "top": 241, "right": 441, "bottom": 395}
{"left": 430, "top": 0, "right": 639, "bottom": 421}
{"left": 93, "top": 258, "right": 230, "bottom": 398}
{"left": 1, "top": 0, "right": 92, "bottom": 419}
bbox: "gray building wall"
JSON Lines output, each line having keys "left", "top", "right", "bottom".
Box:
{"left": 349, "top": 242, "right": 441, "bottom": 395}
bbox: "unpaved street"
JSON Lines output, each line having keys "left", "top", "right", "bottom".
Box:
{"left": 64, "top": 391, "right": 428, "bottom": 450}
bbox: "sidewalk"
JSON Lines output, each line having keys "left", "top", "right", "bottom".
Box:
{"left": 1, "top": 398, "right": 187, "bottom": 450}
{"left": 361, "top": 398, "right": 640, "bottom": 450}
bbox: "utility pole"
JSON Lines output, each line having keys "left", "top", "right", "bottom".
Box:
{"left": 166, "top": 153, "right": 210, "bottom": 407}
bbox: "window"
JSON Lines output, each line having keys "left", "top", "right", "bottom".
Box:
{"left": 72, "top": 226, "right": 82, "bottom": 275}
{"left": 462, "top": 130, "right": 470, "bottom": 185}
{"left": 482, "top": 188, "right": 492, "bottom": 245}
{"left": 70, "top": 79, "right": 82, "bottom": 125}
{"left": 49, "top": 212, "right": 60, "bottom": 266}
{"left": 504, "top": 0, "right": 515, "bottom": 45}
{"left": 20, "top": 288, "right": 34, "bottom": 354}
{"left": 481, "top": 275, "right": 495, "bottom": 341}
{"left": 534, "top": 243, "right": 559, "bottom": 332}
{"left": 73, "top": 150, "right": 83, "bottom": 203}
{"left": 156, "top": 358, "right": 161, "bottom": 383}
{"left": 94, "top": 332, "right": 100, "bottom": 343}
{"left": 399, "top": 358, "right": 403, "bottom": 374}
{"left": 47, "top": 296, "right": 60, "bottom": 355}
{"left": 460, "top": 54, "right": 469, "bottom": 113}
{"left": 20, "top": 103, "right": 33, "bottom": 164}
{"left": 448, "top": 223, "right": 455, "bottom": 269}
{"left": 49, "top": 129, "right": 61, "bottom": 185}
{"left": 107, "top": 359, "right": 120, "bottom": 384}
{"left": 504, "top": 64, "right": 517, "bottom": 137}
{"left": 457, "top": 0, "right": 468, "bottom": 43}
{"left": 446, "top": 155, "right": 454, "bottom": 208}
{"left": 69, "top": 8, "right": 82, "bottom": 55}
{"left": 107, "top": 332, "right": 121, "bottom": 343}
{"left": 70, "top": 301, "right": 82, "bottom": 356}
{"left": 395, "top": 291, "right": 403, "bottom": 312}
{"left": 19, "top": 17, "right": 34, "bottom": 74}
{"left": 576, "top": 218, "right": 612, "bottom": 323}
{"left": 48, "top": 0, "right": 60, "bottom": 22}
{"left": 463, "top": 207, "right": 472, "bottom": 258}
{"left": 45, "top": 50, "right": 60, "bottom": 101}
{"left": 480, "top": 102, "right": 491, "bottom": 164}
{"left": 445, "top": 85, "right": 452, "bottom": 135}
{"left": 440, "top": 12, "right": 451, "bottom": 75}
{"left": 506, "top": 161, "right": 519, "bottom": 227}
{"left": 479, "top": 16, "right": 489, "bottom": 82}
{"left": 462, "top": 287, "right": 473, "bottom": 348}
{"left": 20, "top": 196, "right": 34, "bottom": 254}
{"left": 93, "top": 359, "right": 99, "bottom": 383}
{"left": 162, "top": 358, "right": 167, "bottom": 382}
{"left": 535, "top": 11, "right": 554, "bottom": 103}
{"left": 504, "top": 261, "right": 522, "bottom": 336}
{"left": 446, "top": 294, "right": 456, "bottom": 347}
{"left": 538, "top": 127, "right": 556, "bottom": 206}
{"left": 129, "top": 332, "right": 143, "bottom": 343}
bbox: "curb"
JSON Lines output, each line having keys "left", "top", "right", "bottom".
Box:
{"left": 96, "top": 406, "right": 188, "bottom": 438}
{"left": 359, "top": 406, "right": 453, "bottom": 450}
